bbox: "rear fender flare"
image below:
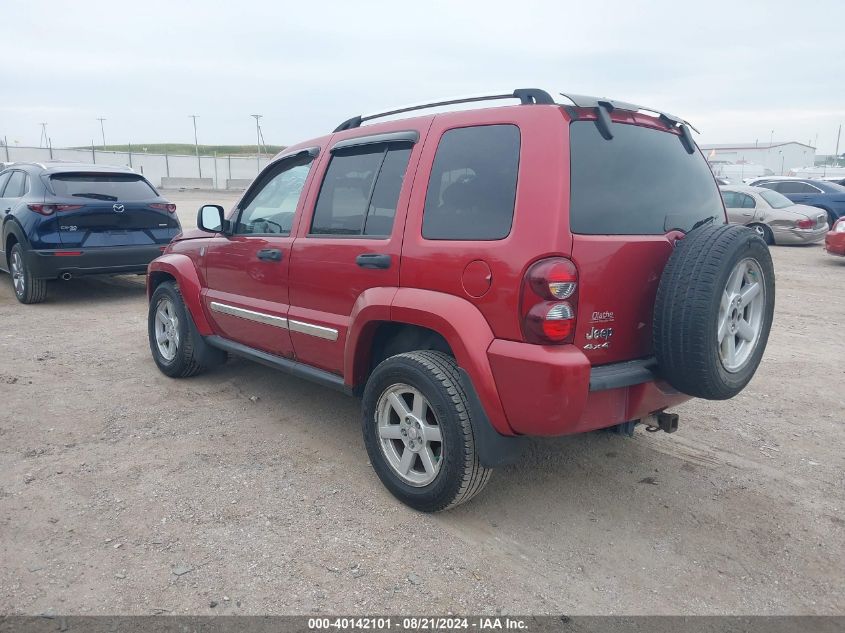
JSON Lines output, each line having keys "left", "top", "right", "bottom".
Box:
{"left": 386, "top": 288, "right": 514, "bottom": 436}
{"left": 147, "top": 254, "right": 213, "bottom": 336}
{"left": 2, "top": 217, "right": 31, "bottom": 259}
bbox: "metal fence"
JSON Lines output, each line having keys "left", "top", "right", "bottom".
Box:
{"left": 0, "top": 144, "right": 273, "bottom": 190}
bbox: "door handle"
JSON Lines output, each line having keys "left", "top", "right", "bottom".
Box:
{"left": 356, "top": 253, "right": 391, "bottom": 269}
{"left": 256, "top": 248, "right": 282, "bottom": 262}
{"left": 741, "top": 212, "right": 753, "bottom": 217}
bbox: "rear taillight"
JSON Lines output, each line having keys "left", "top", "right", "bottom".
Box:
{"left": 150, "top": 203, "right": 177, "bottom": 213}
{"left": 28, "top": 204, "right": 83, "bottom": 215}
{"left": 796, "top": 218, "right": 814, "bottom": 229}
{"left": 520, "top": 257, "right": 578, "bottom": 344}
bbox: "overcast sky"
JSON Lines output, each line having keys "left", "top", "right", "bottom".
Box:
{"left": 2, "top": 0, "right": 844, "bottom": 153}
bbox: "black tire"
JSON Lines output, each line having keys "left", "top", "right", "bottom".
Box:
{"left": 148, "top": 281, "right": 226, "bottom": 377}
{"left": 9, "top": 243, "right": 47, "bottom": 304}
{"left": 361, "top": 351, "right": 492, "bottom": 512}
{"left": 654, "top": 224, "right": 775, "bottom": 400}
{"left": 749, "top": 223, "right": 774, "bottom": 245}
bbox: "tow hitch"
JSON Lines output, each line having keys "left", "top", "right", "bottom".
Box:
{"left": 644, "top": 411, "right": 679, "bottom": 434}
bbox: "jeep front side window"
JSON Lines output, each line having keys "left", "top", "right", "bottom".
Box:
{"left": 237, "top": 155, "right": 313, "bottom": 235}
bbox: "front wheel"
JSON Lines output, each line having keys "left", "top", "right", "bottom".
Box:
{"left": 361, "top": 351, "right": 491, "bottom": 512}
{"left": 148, "top": 281, "right": 226, "bottom": 377}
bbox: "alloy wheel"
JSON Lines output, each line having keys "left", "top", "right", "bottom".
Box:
{"left": 717, "top": 257, "right": 765, "bottom": 372}
{"left": 10, "top": 250, "right": 25, "bottom": 297}
{"left": 153, "top": 297, "right": 180, "bottom": 362}
{"left": 375, "top": 383, "right": 443, "bottom": 487}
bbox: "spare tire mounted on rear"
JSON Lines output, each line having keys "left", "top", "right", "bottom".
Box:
{"left": 654, "top": 224, "right": 775, "bottom": 400}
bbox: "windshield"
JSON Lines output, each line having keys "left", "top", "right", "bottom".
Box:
{"left": 819, "top": 180, "right": 845, "bottom": 192}
{"left": 50, "top": 173, "right": 157, "bottom": 200}
{"left": 759, "top": 189, "right": 793, "bottom": 209}
{"left": 569, "top": 121, "right": 725, "bottom": 234}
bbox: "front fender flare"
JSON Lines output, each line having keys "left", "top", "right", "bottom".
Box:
{"left": 147, "top": 254, "right": 213, "bottom": 336}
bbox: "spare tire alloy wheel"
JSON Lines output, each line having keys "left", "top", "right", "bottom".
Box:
{"left": 153, "top": 296, "right": 180, "bottom": 362}
{"left": 654, "top": 224, "right": 775, "bottom": 400}
{"left": 376, "top": 384, "right": 443, "bottom": 487}
{"left": 718, "top": 258, "right": 765, "bottom": 372}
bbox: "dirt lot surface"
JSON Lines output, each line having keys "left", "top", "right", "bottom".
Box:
{"left": 1, "top": 190, "right": 843, "bottom": 615}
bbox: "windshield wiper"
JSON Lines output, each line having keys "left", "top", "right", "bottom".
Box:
{"left": 71, "top": 192, "right": 118, "bottom": 201}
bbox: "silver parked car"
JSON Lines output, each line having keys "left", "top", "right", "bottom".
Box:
{"left": 720, "top": 185, "right": 828, "bottom": 245}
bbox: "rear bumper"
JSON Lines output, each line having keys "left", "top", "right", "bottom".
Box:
{"left": 772, "top": 226, "right": 827, "bottom": 245}
{"left": 487, "top": 339, "right": 690, "bottom": 436}
{"left": 825, "top": 232, "right": 845, "bottom": 256}
{"left": 25, "top": 245, "right": 166, "bottom": 278}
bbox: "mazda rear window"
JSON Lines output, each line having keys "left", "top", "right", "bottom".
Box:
{"left": 50, "top": 173, "right": 157, "bottom": 200}
{"left": 569, "top": 121, "right": 724, "bottom": 234}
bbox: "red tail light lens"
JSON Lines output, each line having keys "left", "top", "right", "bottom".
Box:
{"left": 28, "top": 204, "right": 83, "bottom": 215}
{"left": 150, "top": 203, "right": 177, "bottom": 213}
{"left": 796, "top": 218, "right": 814, "bottom": 229}
{"left": 521, "top": 257, "right": 578, "bottom": 344}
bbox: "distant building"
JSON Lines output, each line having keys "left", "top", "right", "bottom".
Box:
{"left": 698, "top": 142, "right": 816, "bottom": 175}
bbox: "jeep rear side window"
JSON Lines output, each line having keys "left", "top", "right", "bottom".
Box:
{"left": 310, "top": 144, "right": 412, "bottom": 237}
{"left": 569, "top": 121, "right": 724, "bottom": 235}
{"left": 422, "top": 125, "right": 519, "bottom": 241}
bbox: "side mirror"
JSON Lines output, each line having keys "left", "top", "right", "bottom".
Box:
{"left": 197, "top": 204, "right": 225, "bottom": 233}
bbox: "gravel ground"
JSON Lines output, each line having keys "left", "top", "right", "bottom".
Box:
{"left": 0, "top": 191, "right": 843, "bottom": 615}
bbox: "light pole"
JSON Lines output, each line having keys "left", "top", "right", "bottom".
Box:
{"left": 251, "top": 114, "right": 263, "bottom": 175}
{"left": 189, "top": 115, "right": 202, "bottom": 178}
{"left": 97, "top": 117, "right": 107, "bottom": 150}
{"left": 39, "top": 122, "right": 48, "bottom": 148}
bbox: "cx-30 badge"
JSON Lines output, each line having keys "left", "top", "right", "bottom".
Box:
{"left": 113, "top": 204, "right": 125, "bottom": 213}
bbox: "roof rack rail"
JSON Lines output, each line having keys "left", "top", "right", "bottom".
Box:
{"left": 333, "top": 88, "right": 555, "bottom": 132}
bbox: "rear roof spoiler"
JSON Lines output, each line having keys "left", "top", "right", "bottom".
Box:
{"left": 559, "top": 92, "right": 699, "bottom": 154}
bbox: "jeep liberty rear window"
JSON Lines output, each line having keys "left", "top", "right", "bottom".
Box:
{"left": 569, "top": 121, "right": 723, "bottom": 234}
{"left": 50, "top": 173, "right": 157, "bottom": 200}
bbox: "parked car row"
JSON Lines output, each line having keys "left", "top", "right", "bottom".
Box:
{"left": 744, "top": 176, "right": 845, "bottom": 228}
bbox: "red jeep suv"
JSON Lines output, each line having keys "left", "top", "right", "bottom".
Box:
{"left": 146, "top": 89, "right": 775, "bottom": 511}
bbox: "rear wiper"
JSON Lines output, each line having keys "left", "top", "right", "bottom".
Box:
{"left": 71, "top": 192, "right": 118, "bottom": 201}
{"left": 686, "top": 216, "right": 716, "bottom": 233}
{"left": 664, "top": 214, "right": 716, "bottom": 234}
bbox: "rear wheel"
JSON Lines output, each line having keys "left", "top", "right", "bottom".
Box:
{"left": 148, "top": 281, "right": 226, "bottom": 377}
{"left": 362, "top": 351, "right": 491, "bottom": 512}
{"left": 9, "top": 244, "right": 47, "bottom": 304}
{"left": 749, "top": 223, "right": 773, "bottom": 245}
